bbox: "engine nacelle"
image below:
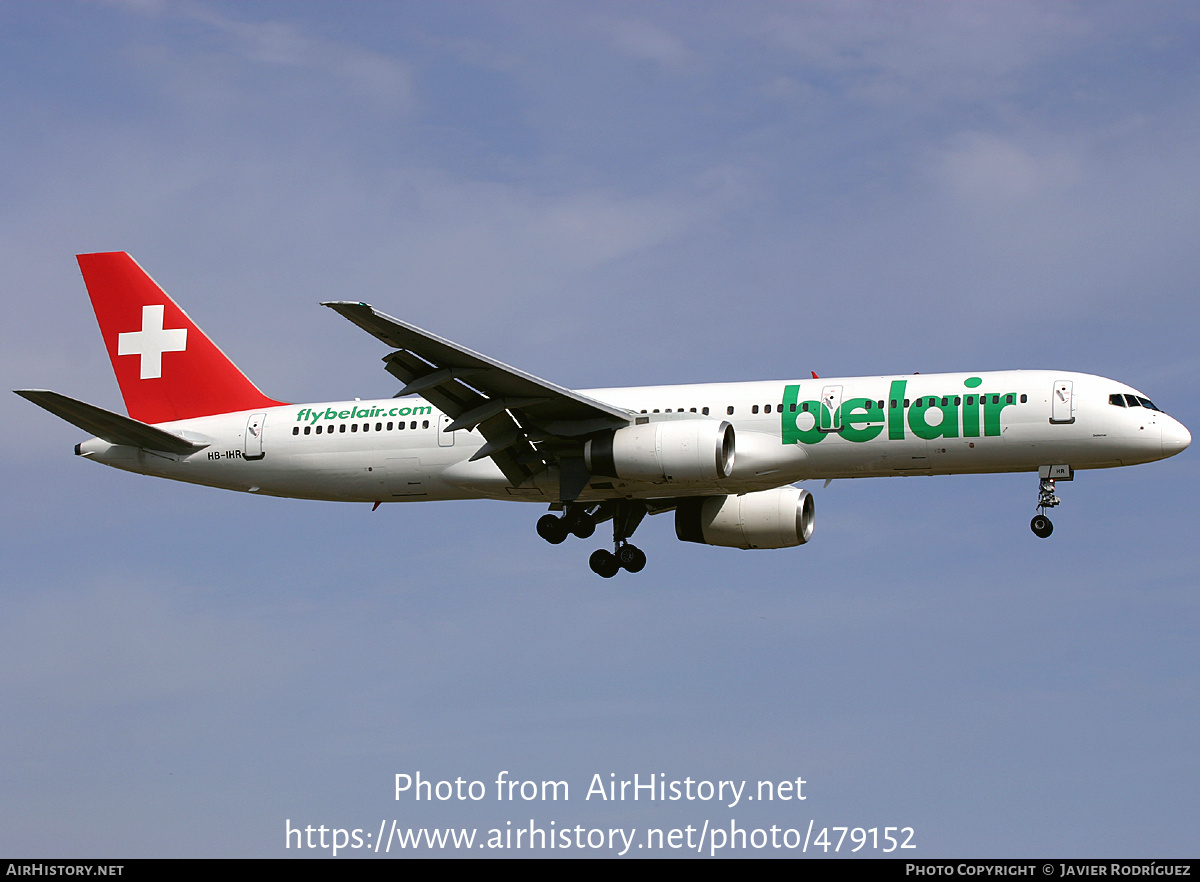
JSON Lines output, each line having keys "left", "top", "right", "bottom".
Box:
{"left": 675, "top": 486, "right": 815, "bottom": 549}
{"left": 584, "top": 420, "right": 735, "bottom": 484}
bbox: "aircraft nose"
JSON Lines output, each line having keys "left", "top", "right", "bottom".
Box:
{"left": 1162, "top": 418, "right": 1191, "bottom": 458}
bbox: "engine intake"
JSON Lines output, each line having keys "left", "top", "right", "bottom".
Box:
{"left": 675, "top": 486, "right": 815, "bottom": 549}
{"left": 585, "top": 420, "right": 734, "bottom": 483}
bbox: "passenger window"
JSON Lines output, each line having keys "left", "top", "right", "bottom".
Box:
{"left": 304, "top": 426, "right": 311, "bottom": 435}
{"left": 1020, "top": 394, "right": 1027, "bottom": 404}
{"left": 702, "top": 407, "right": 709, "bottom": 415}
{"left": 339, "top": 424, "right": 346, "bottom": 433}
{"left": 351, "top": 424, "right": 358, "bottom": 432}
{"left": 752, "top": 405, "right": 759, "bottom": 414}
{"left": 387, "top": 422, "right": 393, "bottom": 431}
{"left": 410, "top": 421, "right": 417, "bottom": 429}
{"left": 765, "top": 405, "right": 772, "bottom": 414}
{"left": 292, "top": 427, "right": 299, "bottom": 435}
{"left": 422, "top": 420, "right": 429, "bottom": 429}
{"left": 727, "top": 406, "right": 734, "bottom": 415}
{"left": 1006, "top": 394, "right": 1014, "bottom": 405}
{"left": 376, "top": 422, "right": 382, "bottom": 432}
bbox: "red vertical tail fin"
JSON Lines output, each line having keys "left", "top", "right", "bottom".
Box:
{"left": 77, "top": 252, "right": 286, "bottom": 423}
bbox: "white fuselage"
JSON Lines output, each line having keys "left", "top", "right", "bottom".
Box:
{"left": 76, "top": 370, "right": 1190, "bottom": 504}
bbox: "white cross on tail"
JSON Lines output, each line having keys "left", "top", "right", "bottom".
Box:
{"left": 117, "top": 304, "right": 187, "bottom": 379}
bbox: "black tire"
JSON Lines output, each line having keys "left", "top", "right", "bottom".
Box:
{"left": 537, "top": 514, "right": 568, "bottom": 544}
{"left": 617, "top": 544, "right": 646, "bottom": 573}
{"left": 589, "top": 549, "right": 619, "bottom": 578}
{"left": 1030, "top": 514, "right": 1053, "bottom": 539}
{"left": 569, "top": 511, "right": 596, "bottom": 539}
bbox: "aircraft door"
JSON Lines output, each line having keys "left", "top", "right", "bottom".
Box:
{"left": 819, "top": 385, "right": 843, "bottom": 433}
{"left": 438, "top": 413, "right": 455, "bottom": 447}
{"left": 244, "top": 412, "right": 266, "bottom": 460}
{"left": 1050, "top": 380, "right": 1075, "bottom": 424}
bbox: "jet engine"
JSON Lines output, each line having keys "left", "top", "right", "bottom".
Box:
{"left": 584, "top": 420, "right": 735, "bottom": 483}
{"left": 674, "top": 486, "right": 815, "bottom": 549}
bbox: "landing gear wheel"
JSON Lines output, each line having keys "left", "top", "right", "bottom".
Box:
{"left": 617, "top": 544, "right": 646, "bottom": 573}
{"left": 567, "top": 511, "right": 596, "bottom": 539}
{"left": 1030, "top": 514, "right": 1053, "bottom": 539}
{"left": 537, "top": 513, "right": 568, "bottom": 545}
{"left": 589, "top": 549, "right": 619, "bottom": 578}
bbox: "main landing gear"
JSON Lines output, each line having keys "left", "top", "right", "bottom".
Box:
{"left": 536, "top": 507, "right": 595, "bottom": 543}
{"left": 537, "top": 501, "right": 649, "bottom": 577}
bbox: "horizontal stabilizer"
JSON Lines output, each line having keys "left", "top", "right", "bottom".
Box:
{"left": 14, "top": 390, "right": 208, "bottom": 455}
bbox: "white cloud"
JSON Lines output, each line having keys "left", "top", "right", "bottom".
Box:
{"left": 605, "top": 17, "right": 691, "bottom": 69}
{"left": 183, "top": 5, "right": 415, "bottom": 113}
{"left": 938, "top": 133, "right": 1083, "bottom": 205}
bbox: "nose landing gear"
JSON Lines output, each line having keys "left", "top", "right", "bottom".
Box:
{"left": 1031, "top": 477, "right": 1060, "bottom": 538}
{"left": 1031, "top": 466, "right": 1071, "bottom": 538}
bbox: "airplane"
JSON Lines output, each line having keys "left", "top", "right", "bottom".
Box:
{"left": 16, "top": 252, "right": 1192, "bottom": 577}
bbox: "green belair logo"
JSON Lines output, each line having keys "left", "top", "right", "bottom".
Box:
{"left": 296, "top": 404, "right": 432, "bottom": 425}
{"left": 782, "top": 377, "right": 1017, "bottom": 445}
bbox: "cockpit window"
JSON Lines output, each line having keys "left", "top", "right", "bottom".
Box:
{"left": 1109, "top": 394, "right": 1126, "bottom": 407}
{"left": 1136, "top": 396, "right": 1159, "bottom": 411}
{"left": 1124, "top": 394, "right": 1141, "bottom": 408}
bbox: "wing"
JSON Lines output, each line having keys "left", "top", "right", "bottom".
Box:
{"left": 322, "top": 302, "right": 632, "bottom": 491}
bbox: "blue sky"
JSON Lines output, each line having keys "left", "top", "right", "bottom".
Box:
{"left": 2, "top": 1, "right": 1198, "bottom": 857}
